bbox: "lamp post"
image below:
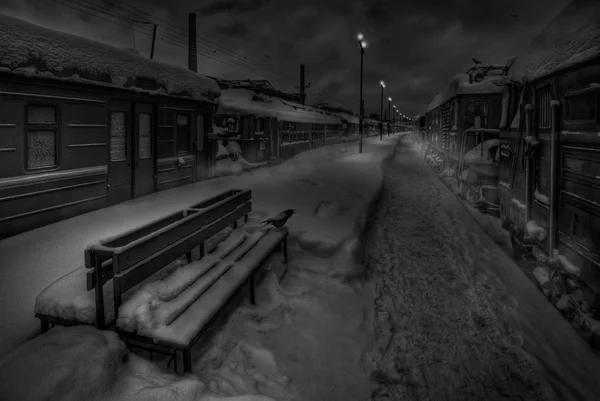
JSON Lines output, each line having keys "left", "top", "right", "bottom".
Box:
{"left": 387, "top": 98, "right": 392, "bottom": 137}
{"left": 379, "top": 81, "right": 385, "bottom": 141}
{"left": 357, "top": 33, "right": 367, "bottom": 153}
{"left": 392, "top": 105, "right": 397, "bottom": 134}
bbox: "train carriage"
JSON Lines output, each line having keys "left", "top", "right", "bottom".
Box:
{"left": 0, "top": 14, "right": 220, "bottom": 239}
{"left": 497, "top": 0, "right": 600, "bottom": 307}
{"left": 421, "top": 58, "right": 519, "bottom": 208}
{"left": 208, "top": 84, "right": 344, "bottom": 175}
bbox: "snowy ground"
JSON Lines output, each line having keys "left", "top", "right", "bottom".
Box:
{"left": 0, "top": 135, "right": 399, "bottom": 401}
{"left": 367, "top": 138, "right": 600, "bottom": 401}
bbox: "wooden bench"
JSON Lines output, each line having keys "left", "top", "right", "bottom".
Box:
{"left": 35, "top": 189, "right": 288, "bottom": 373}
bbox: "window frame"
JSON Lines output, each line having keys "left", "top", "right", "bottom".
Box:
{"left": 535, "top": 85, "right": 552, "bottom": 132}
{"left": 465, "top": 100, "right": 489, "bottom": 129}
{"left": 196, "top": 113, "right": 205, "bottom": 151}
{"left": 256, "top": 117, "right": 265, "bottom": 133}
{"left": 137, "top": 112, "right": 153, "bottom": 160}
{"left": 109, "top": 110, "right": 128, "bottom": 162}
{"left": 24, "top": 103, "right": 61, "bottom": 173}
{"left": 175, "top": 113, "right": 192, "bottom": 155}
{"left": 563, "top": 87, "right": 598, "bottom": 125}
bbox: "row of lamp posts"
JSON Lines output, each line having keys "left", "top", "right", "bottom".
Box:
{"left": 356, "top": 32, "right": 414, "bottom": 153}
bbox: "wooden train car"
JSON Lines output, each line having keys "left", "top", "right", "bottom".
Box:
{"left": 497, "top": 0, "right": 600, "bottom": 306}
{"left": 420, "top": 58, "right": 520, "bottom": 209}
{"left": 311, "top": 102, "right": 360, "bottom": 140}
{"left": 208, "top": 85, "right": 344, "bottom": 170}
{"left": 0, "top": 14, "right": 220, "bottom": 239}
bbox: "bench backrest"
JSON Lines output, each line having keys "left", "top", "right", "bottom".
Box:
{"left": 84, "top": 189, "right": 252, "bottom": 328}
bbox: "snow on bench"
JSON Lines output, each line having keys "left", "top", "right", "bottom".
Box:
{"left": 33, "top": 189, "right": 288, "bottom": 374}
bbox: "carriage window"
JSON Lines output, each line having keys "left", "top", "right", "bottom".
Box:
{"left": 176, "top": 114, "right": 190, "bottom": 154}
{"left": 138, "top": 113, "right": 152, "bottom": 159}
{"left": 196, "top": 114, "right": 205, "bottom": 151}
{"left": 282, "top": 121, "right": 296, "bottom": 132}
{"left": 256, "top": 118, "right": 265, "bottom": 133}
{"left": 565, "top": 92, "right": 597, "bottom": 121}
{"left": 25, "top": 105, "right": 59, "bottom": 170}
{"left": 536, "top": 86, "right": 552, "bottom": 130}
{"left": 110, "top": 111, "right": 126, "bottom": 162}
{"left": 26, "top": 130, "right": 56, "bottom": 170}
{"left": 466, "top": 101, "right": 489, "bottom": 128}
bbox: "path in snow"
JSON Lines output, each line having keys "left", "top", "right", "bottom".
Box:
{"left": 365, "top": 139, "right": 600, "bottom": 401}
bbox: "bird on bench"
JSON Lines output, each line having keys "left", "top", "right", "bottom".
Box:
{"left": 260, "top": 209, "right": 296, "bottom": 229}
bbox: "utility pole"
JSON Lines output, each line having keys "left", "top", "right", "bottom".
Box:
{"left": 150, "top": 24, "right": 157, "bottom": 60}
{"left": 300, "top": 64, "right": 306, "bottom": 105}
{"left": 188, "top": 13, "right": 197, "bottom": 72}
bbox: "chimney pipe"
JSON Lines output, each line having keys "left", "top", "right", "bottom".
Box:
{"left": 300, "top": 64, "right": 305, "bottom": 105}
{"left": 188, "top": 13, "right": 197, "bottom": 72}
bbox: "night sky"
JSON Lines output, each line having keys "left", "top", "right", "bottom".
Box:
{"left": 0, "top": 0, "right": 569, "bottom": 117}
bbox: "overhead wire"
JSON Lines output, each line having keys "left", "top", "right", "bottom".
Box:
{"left": 88, "top": 0, "right": 296, "bottom": 80}
{"left": 68, "top": 0, "right": 296, "bottom": 84}
{"left": 47, "top": 0, "right": 296, "bottom": 88}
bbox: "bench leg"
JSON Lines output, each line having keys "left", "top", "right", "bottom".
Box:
{"left": 186, "top": 251, "right": 193, "bottom": 263}
{"left": 199, "top": 243, "right": 205, "bottom": 258}
{"left": 232, "top": 219, "right": 238, "bottom": 229}
{"left": 282, "top": 237, "right": 288, "bottom": 263}
{"left": 244, "top": 214, "right": 249, "bottom": 224}
{"left": 249, "top": 273, "right": 256, "bottom": 305}
{"left": 183, "top": 348, "right": 192, "bottom": 373}
{"left": 40, "top": 320, "right": 50, "bottom": 333}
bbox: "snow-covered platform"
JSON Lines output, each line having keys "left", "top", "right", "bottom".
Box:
{"left": 0, "top": 135, "right": 400, "bottom": 361}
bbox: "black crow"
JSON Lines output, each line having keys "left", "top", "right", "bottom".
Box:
{"left": 260, "top": 209, "right": 296, "bottom": 228}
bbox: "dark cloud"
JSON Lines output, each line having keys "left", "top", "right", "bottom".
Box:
{"left": 197, "top": 0, "right": 270, "bottom": 17}
{"left": 0, "top": 0, "right": 572, "bottom": 117}
{"left": 213, "top": 21, "right": 248, "bottom": 37}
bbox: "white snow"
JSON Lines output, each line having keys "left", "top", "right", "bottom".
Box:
{"left": 511, "top": 198, "right": 526, "bottom": 211}
{"left": 558, "top": 254, "right": 581, "bottom": 277}
{"left": 218, "top": 89, "right": 342, "bottom": 124}
{"left": 534, "top": 187, "right": 550, "bottom": 205}
{"left": 1, "top": 135, "right": 400, "bottom": 400}
{"left": 518, "top": 0, "right": 600, "bottom": 81}
{"left": 425, "top": 72, "right": 511, "bottom": 113}
{"left": 0, "top": 13, "right": 220, "bottom": 102}
{"left": 525, "top": 220, "right": 548, "bottom": 242}
{"left": 524, "top": 136, "right": 541, "bottom": 146}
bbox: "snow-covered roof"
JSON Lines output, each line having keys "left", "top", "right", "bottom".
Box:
{"left": 424, "top": 72, "right": 510, "bottom": 113}
{"left": 518, "top": 0, "right": 600, "bottom": 81}
{"left": 0, "top": 13, "right": 221, "bottom": 102}
{"left": 217, "top": 88, "right": 342, "bottom": 124}
{"left": 332, "top": 112, "right": 359, "bottom": 124}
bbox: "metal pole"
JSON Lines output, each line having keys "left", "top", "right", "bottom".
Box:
{"left": 549, "top": 100, "right": 560, "bottom": 254}
{"left": 150, "top": 24, "right": 157, "bottom": 60}
{"left": 300, "top": 64, "right": 305, "bottom": 105}
{"left": 387, "top": 101, "right": 391, "bottom": 136}
{"left": 379, "top": 86, "right": 383, "bottom": 141}
{"left": 359, "top": 47, "right": 364, "bottom": 153}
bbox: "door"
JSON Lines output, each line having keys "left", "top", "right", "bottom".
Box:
{"left": 195, "top": 113, "right": 209, "bottom": 181}
{"left": 107, "top": 100, "right": 133, "bottom": 206}
{"left": 270, "top": 118, "right": 279, "bottom": 159}
{"left": 133, "top": 103, "right": 155, "bottom": 198}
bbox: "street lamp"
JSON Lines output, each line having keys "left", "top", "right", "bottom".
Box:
{"left": 379, "top": 81, "right": 385, "bottom": 141}
{"left": 392, "top": 105, "right": 397, "bottom": 134}
{"left": 357, "top": 33, "right": 367, "bottom": 153}
{"left": 388, "top": 97, "right": 392, "bottom": 136}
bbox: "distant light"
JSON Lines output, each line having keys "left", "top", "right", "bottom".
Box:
{"left": 357, "top": 32, "right": 364, "bottom": 41}
{"left": 388, "top": 97, "right": 392, "bottom": 101}
{"left": 361, "top": 40, "right": 368, "bottom": 48}
{"left": 380, "top": 81, "right": 385, "bottom": 88}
